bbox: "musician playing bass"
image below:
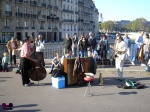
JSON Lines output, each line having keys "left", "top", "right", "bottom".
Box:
{"left": 20, "top": 36, "right": 37, "bottom": 87}
{"left": 110, "top": 35, "right": 127, "bottom": 81}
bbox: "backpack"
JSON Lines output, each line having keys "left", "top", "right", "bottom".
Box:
{"left": 117, "top": 79, "right": 145, "bottom": 89}
{"left": 51, "top": 68, "right": 64, "bottom": 78}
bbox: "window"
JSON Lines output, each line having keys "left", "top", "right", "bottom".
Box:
{"left": 24, "top": 7, "right": 27, "bottom": 14}
{"left": 16, "top": 6, "right": 19, "bottom": 13}
{"left": 4, "top": 19, "right": 9, "bottom": 27}
{"left": 48, "top": 0, "right": 51, "bottom": 5}
{"left": 40, "top": 21, "right": 44, "bottom": 29}
{"left": 31, "top": 21, "right": 35, "bottom": 27}
{"left": 5, "top": 4, "right": 11, "bottom": 11}
{"left": 48, "top": 22, "right": 51, "bottom": 29}
{"left": 17, "top": 19, "right": 20, "bottom": 27}
{"left": 24, "top": 20, "right": 28, "bottom": 27}
{"left": 54, "top": 0, "right": 57, "bottom": 6}
{"left": 63, "top": 4, "right": 65, "bottom": 9}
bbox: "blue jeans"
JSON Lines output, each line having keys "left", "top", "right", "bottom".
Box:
{"left": 3, "top": 63, "right": 8, "bottom": 71}
{"left": 50, "top": 63, "right": 61, "bottom": 72}
{"left": 80, "top": 50, "right": 87, "bottom": 57}
{"left": 72, "top": 47, "right": 77, "bottom": 57}
{"left": 131, "top": 48, "right": 139, "bottom": 62}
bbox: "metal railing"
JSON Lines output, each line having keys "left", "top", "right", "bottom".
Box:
{"left": 0, "top": 42, "right": 136, "bottom": 60}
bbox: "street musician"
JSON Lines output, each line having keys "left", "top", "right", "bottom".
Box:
{"left": 110, "top": 35, "right": 127, "bottom": 81}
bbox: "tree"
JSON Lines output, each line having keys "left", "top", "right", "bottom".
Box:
{"left": 100, "top": 21, "right": 115, "bottom": 32}
{"left": 126, "top": 18, "right": 149, "bottom": 32}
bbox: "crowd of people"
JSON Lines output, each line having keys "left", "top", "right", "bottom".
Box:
{"left": 0, "top": 31, "right": 150, "bottom": 86}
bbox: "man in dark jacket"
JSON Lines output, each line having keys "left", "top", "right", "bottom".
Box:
{"left": 88, "top": 32, "right": 97, "bottom": 52}
{"left": 63, "top": 33, "right": 72, "bottom": 54}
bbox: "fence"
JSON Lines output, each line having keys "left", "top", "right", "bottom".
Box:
{"left": 0, "top": 42, "right": 136, "bottom": 60}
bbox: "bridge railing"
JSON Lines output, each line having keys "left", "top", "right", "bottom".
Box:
{"left": 0, "top": 42, "right": 136, "bottom": 60}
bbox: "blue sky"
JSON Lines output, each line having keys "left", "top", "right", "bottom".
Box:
{"left": 94, "top": 0, "right": 150, "bottom": 21}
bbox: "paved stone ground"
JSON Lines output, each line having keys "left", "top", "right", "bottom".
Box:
{"left": 0, "top": 66, "right": 150, "bottom": 112}
{"left": 1, "top": 59, "right": 150, "bottom": 112}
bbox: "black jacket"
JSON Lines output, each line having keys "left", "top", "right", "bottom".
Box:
{"left": 63, "top": 38, "right": 72, "bottom": 50}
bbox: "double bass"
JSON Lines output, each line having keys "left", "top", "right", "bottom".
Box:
{"left": 28, "top": 42, "right": 47, "bottom": 83}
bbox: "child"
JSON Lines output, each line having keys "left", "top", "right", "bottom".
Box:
{"left": 2, "top": 52, "right": 9, "bottom": 72}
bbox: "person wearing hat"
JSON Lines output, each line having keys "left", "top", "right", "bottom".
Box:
{"left": 6, "top": 37, "right": 18, "bottom": 65}
{"left": 35, "top": 35, "right": 45, "bottom": 66}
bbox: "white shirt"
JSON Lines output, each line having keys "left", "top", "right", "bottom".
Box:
{"left": 36, "top": 41, "right": 45, "bottom": 52}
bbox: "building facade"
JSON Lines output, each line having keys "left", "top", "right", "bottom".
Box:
{"left": 0, "top": 0, "right": 99, "bottom": 43}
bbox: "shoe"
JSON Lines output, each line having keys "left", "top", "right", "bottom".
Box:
{"left": 141, "top": 64, "right": 146, "bottom": 66}
{"left": 131, "top": 62, "right": 135, "bottom": 65}
{"left": 24, "top": 84, "right": 30, "bottom": 87}
{"left": 29, "top": 82, "right": 34, "bottom": 85}
{"left": 145, "top": 67, "right": 150, "bottom": 71}
{"left": 118, "top": 79, "right": 123, "bottom": 81}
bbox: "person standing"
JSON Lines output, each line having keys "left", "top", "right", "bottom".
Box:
{"left": 110, "top": 35, "right": 127, "bottom": 81}
{"left": 134, "top": 30, "right": 145, "bottom": 66}
{"left": 143, "top": 33, "right": 150, "bottom": 60}
{"left": 78, "top": 35, "right": 89, "bottom": 57}
{"left": 123, "top": 33, "right": 131, "bottom": 61}
{"left": 6, "top": 37, "right": 18, "bottom": 65}
{"left": 88, "top": 32, "right": 97, "bottom": 52}
{"left": 72, "top": 33, "right": 78, "bottom": 57}
{"left": 35, "top": 35, "right": 45, "bottom": 66}
{"left": 143, "top": 33, "right": 150, "bottom": 71}
{"left": 63, "top": 33, "right": 72, "bottom": 55}
{"left": 98, "top": 34, "right": 110, "bottom": 59}
{"left": 20, "top": 36, "right": 36, "bottom": 87}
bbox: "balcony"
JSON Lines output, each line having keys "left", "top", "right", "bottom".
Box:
{"left": 62, "top": 9, "right": 73, "bottom": 13}
{"left": 4, "top": 26, "right": 10, "bottom": 29}
{"left": 30, "top": 14, "right": 36, "bottom": 19}
{"left": 30, "top": 1, "right": 37, "bottom": 6}
{"left": 75, "top": 11, "right": 78, "bottom": 14}
{"left": 78, "top": 1, "right": 84, "bottom": 5}
{"left": 24, "top": 13, "right": 30, "bottom": 18}
{"left": 78, "top": 19, "right": 84, "bottom": 22}
{"left": 47, "top": 5, "right": 52, "bottom": 8}
{"left": 24, "top": 27, "right": 29, "bottom": 29}
{"left": 63, "top": 19, "right": 74, "bottom": 22}
{"left": 16, "top": 12, "right": 23, "bottom": 17}
{"left": 24, "top": 1, "right": 28, "bottom": 3}
{"left": 15, "top": 0, "right": 23, "bottom": 3}
{"left": 54, "top": 6, "right": 58, "bottom": 10}
{"left": 41, "top": 3, "right": 46, "bottom": 7}
{"left": 31, "top": 27, "right": 35, "bottom": 29}
{"left": 47, "top": 16, "right": 59, "bottom": 20}
{"left": 5, "top": 11, "right": 12, "bottom": 16}
{"left": 16, "top": 27, "right": 23, "bottom": 30}
{"left": 40, "top": 27, "right": 44, "bottom": 29}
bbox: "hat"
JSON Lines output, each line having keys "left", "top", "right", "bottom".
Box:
{"left": 125, "top": 79, "right": 134, "bottom": 87}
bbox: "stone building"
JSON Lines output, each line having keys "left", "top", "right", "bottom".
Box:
{"left": 0, "top": 0, "right": 99, "bottom": 43}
